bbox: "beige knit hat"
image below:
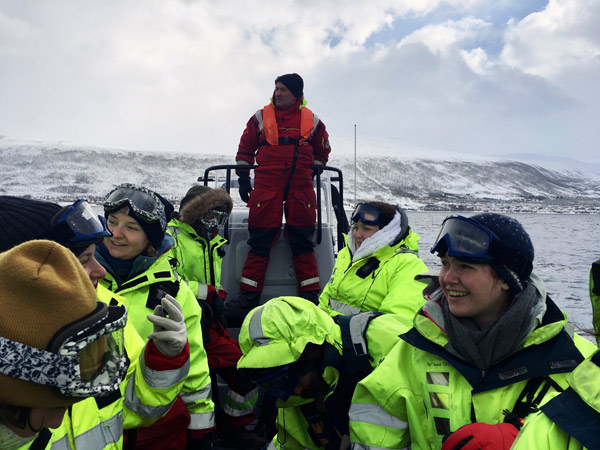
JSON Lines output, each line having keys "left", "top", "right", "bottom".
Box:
{"left": 0, "top": 240, "right": 99, "bottom": 407}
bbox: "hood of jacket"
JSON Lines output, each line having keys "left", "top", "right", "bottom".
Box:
{"left": 179, "top": 188, "right": 233, "bottom": 226}
{"left": 348, "top": 207, "right": 415, "bottom": 261}
{"left": 237, "top": 296, "right": 342, "bottom": 370}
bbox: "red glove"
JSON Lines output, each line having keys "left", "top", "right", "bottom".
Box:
{"left": 441, "top": 422, "right": 519, "bottom": 450}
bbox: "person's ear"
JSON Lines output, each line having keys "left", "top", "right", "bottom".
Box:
{"left": 500, "top": 281, "right": 510, "bottom": 291}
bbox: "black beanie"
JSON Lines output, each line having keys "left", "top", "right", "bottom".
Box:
{"left": 0, "top": 196, "right": 62, "bottom": 252}
{"left": 275, "top": 73, "right": 303, "bottom": 99}
{"left": 469, "top": 213, "right": 534, "bottom": 293}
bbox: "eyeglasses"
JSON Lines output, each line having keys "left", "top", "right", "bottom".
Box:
{"left": 48, "top": 198, "right": 112, "bottom": 248}
{"left": 103, "top": 184, "right": 166, "bottom": 229}
{"left": 430, "top": 215, "right": 497, "bottom": 262}
{"left": 0, "top": 303, "right": 129, "bottom": 398}
{"left": 351, "top": 203, "right": 382, "bottom": 226}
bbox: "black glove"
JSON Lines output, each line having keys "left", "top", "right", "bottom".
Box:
{"left": 312, "top": 161, "right": 324, "bottom": 179}
{"left": 238, "top": 173, "right": 252, "bottom": 203}
{"left": 197, "top": 300, "right": 214, "bottom": 344}
{"left": 207, "top": 287, "right": 227, "bottom": 328}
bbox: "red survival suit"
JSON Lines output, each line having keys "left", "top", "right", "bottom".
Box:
{"left": 235, "top": 96, "right": 331, "bottom": 295}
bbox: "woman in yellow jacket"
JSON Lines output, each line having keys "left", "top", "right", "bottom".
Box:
{"left": 348, "top": 213, "right": 597, "bottom": 450}
{"left": 318, "top": 201, "right": 428, "bottom": 318}
{"left": 0, "top": 195, "right": 190, "bottom": 450}
{"left": 95, "top": 184, "right": 216, "bottom": 449}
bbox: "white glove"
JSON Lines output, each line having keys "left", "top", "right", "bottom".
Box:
{"left": 147, "top": 294, "right": 187, "bottom": 357}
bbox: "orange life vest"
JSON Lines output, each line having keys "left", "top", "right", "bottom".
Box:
{"left": 257, "top": 103, "right": 318, "bottom": 146}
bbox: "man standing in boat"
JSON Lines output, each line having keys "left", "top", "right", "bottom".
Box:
{"left": 226, "top": 73, "right": 331, "bottom": 322}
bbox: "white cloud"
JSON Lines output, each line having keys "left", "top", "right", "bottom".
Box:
{"left": 398, "top": 16, "right": 492, "bottom": 56}
{"left": 0, "top": 9, "right": 38, "bottom": 54}
{"left": 501, "top": 0, "right": 600, "bottom": 78}
{"left": 0, "top": 0, "right": 599, "bottom": 164}
{"left": 461, "top": 47, "right": 492, "bottom": 74}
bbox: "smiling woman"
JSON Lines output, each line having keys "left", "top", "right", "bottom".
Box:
{"left": 104, "top": 211, "right": 151, "bottom": 260}
{"left": 318, "top": 200, "right": 429, "bottom": 318}
{"left": 95, "top": 183, "right": 217, "bottom": 449}
{"left": 348, "top": 212, "right": 597, "bottom": 450}
{"left": 433, "top": 213, "right": 532, "bottom": 329}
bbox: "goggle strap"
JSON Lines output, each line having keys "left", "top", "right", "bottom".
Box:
{"left": 0, "top": 310, "right": 127, "bottom": 395}
{"left": 46, "top": 303, "right": 107, "bottom": 353}
{"left": 0, "top": 336, "right": 75, "bottom": 388}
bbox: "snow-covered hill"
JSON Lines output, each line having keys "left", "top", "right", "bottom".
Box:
{"left": 1, "top": 136, "right": 599, "bottom": 213}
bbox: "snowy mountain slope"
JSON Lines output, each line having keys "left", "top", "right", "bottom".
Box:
{"left": 502, "top": 153, "right": 600, "bottom": 182}
{"left": 1, "top": 136, "right": 599, "bottom": 212}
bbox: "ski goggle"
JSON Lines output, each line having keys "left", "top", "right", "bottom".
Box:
{"left": 351, "top": 203, "right": 382, "bottom": 226}
{"left": 0, "top": 303, "right": 128, "bottom": 398}
{"left": 103, "top": 184, "right": 166, "bottom": 229}
{"left": 247, "top": 361, "right": 317, "bottom": 401}
{"left": 200, "top": 210, "right": 229, "bottom": 231}
{"left": 47, "top": 199, "right": 112, "bottom": 248}
{"left": 431, "top": 215, "right": 497, "bottom": 262}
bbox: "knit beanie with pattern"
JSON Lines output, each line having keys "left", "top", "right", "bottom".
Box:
{"left": 0, "top": 196, "right": 62, "bottom": 252}
{"left": 275, "top": 73, "right": 304, "bottom": 99}
{"left": 0, "top": 240, "right": 99, "bottom": 407}
{"left": 469, "top": 213, "right": 534, "bottom": 293}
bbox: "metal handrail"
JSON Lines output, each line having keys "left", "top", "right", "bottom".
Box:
{"left": 199, "top": 165, "right": 345, "bottom": 250}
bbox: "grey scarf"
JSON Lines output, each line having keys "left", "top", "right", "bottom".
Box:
{"left": 442, "top": 283, "right": 538, "bottom": 371}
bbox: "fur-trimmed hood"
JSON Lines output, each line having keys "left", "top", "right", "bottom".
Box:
{"left": 179, "top": 188, "right": 233, "bottom": 226}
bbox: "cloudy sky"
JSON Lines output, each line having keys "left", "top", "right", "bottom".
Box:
{"left": 1, "top": 0, "right": 599, "bottom": 163}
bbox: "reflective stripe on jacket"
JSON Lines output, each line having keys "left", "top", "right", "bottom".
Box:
{"left": 318, "top": 230, "right": 428, "bottom": 318}
{"left": 99, "top": 254, "right": 215, "bottom": 433}
{"left": 167, "top": 219, "right": 226, "bottom": 294}
{"left": 349, "top": 296, "right": 597, "bottom": 450}
{"left": 238, "top": 297, "right": 410, "bottom": 450}
{"left": 270, "top": 313, "right": 411, "bottom": 450}
{"left": 168, "top": 219, "right": 262, "bottom": 419}
{"left": 512, "top": 349, "right": 600, "bottom": 450}
{"left": 23, "top": 285, "right": 188, "bottom": 450}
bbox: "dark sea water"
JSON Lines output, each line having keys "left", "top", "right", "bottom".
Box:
{"left": 406, "top": 211, "right": 600, "bottom": 333}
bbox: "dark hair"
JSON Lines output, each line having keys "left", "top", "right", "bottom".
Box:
{"left": 357, "top": 201, "right": 397, "bottom": 229}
